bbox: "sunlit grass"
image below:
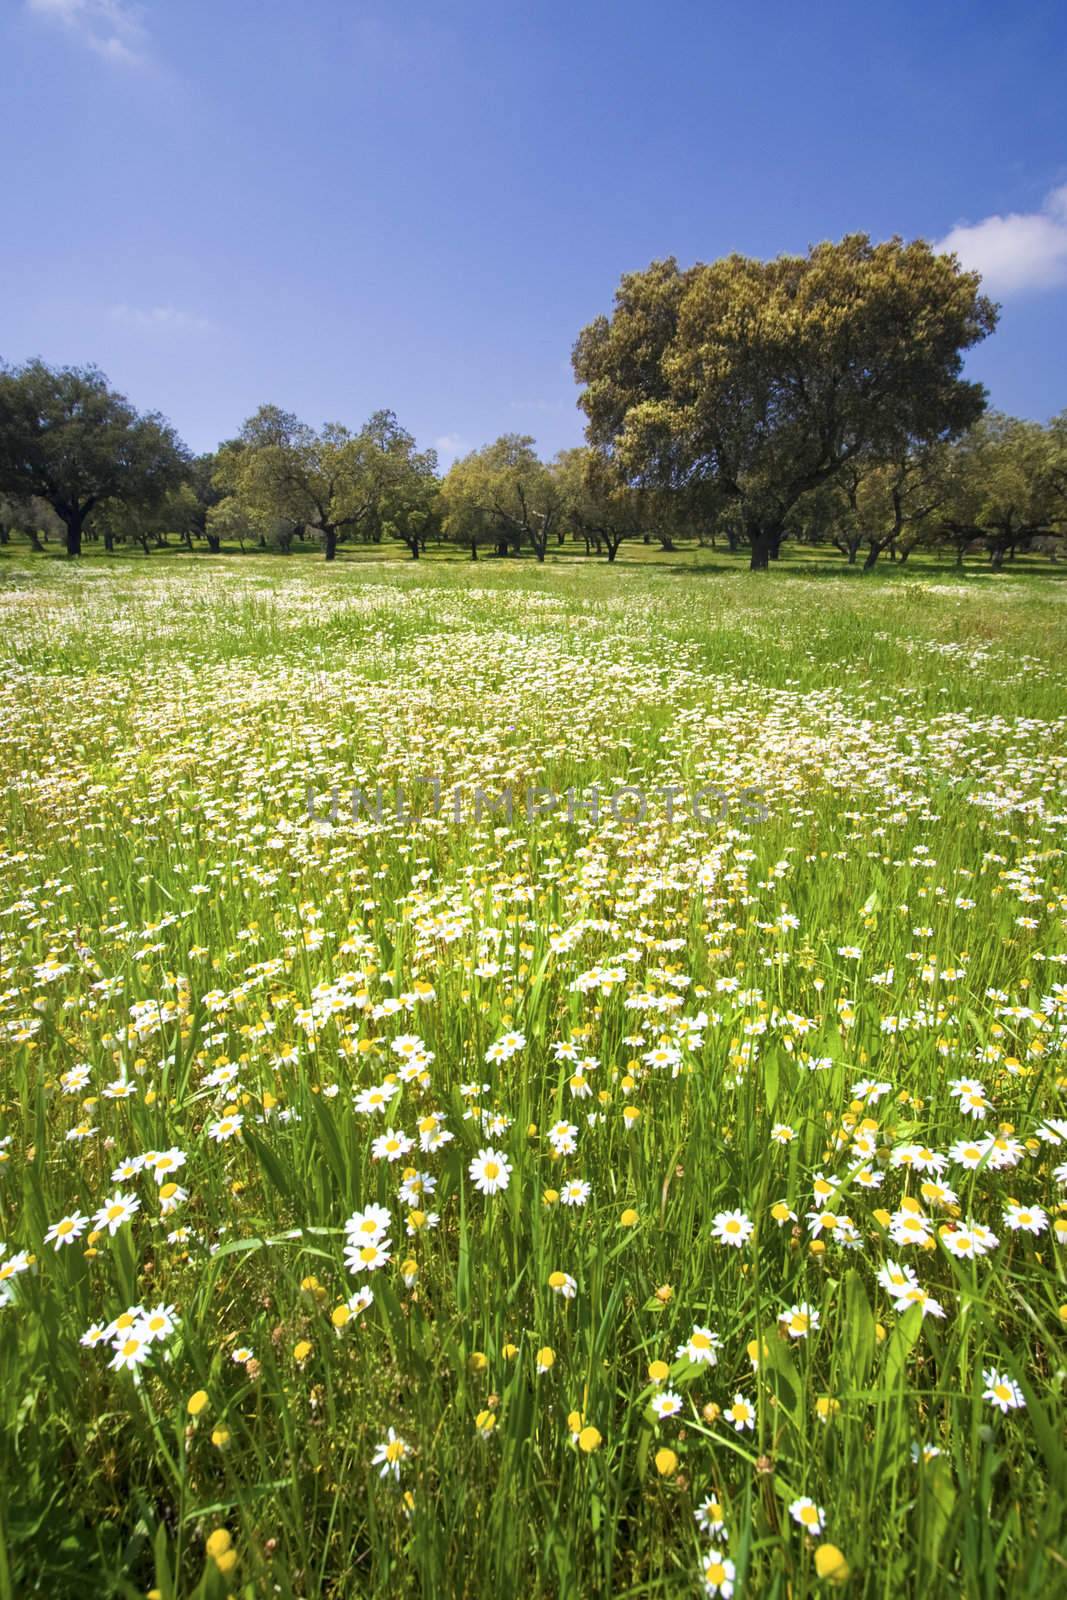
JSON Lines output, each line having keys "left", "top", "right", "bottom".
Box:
{"left": 0, "top": 551, "right": 1065, "bottom": 1598}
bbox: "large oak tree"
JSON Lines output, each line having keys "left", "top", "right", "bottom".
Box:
{"left": 0, "top": 360, "right": 188, "bottom": 557}
{"left": 572, "top": 235, "right": 997, "bottom": 568}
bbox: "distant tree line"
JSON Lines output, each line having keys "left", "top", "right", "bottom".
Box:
{"left": 1, "top": 234, "right": 1065, "bottom": 569}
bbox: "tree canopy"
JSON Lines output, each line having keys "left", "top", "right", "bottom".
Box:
{"left": 572, "top": 234, "right": 998, "bottom": 567}
{"left": 441, "top": 436, "right": 560, "bottom": 562}
{"left": 0, "top": 360, "right": 189, "bottom": 557}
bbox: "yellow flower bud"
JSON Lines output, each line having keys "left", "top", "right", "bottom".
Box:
{"left": 814, "top": 1543, "right": 850, "bottom": 1583}
{"left": 654, "top": 1447, "right": 678, "bottom": 1477}
{"left": 186, "top": 1389, "right": 209, "bottom": 1417}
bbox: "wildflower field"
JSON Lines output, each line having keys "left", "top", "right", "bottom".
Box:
{"left": 1, "top": 550, "right": 1066, "bottom": 1600}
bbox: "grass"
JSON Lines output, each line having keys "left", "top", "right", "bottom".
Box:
{"left": 0, "top": 543, "right": 1065, "bottom": 1598}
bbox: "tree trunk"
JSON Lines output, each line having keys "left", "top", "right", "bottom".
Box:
{"left": 990, "top": 545, "right": 1004, "bottom": 570}
{"left": 103, "top": 529, "right": 115, "bottom": 553}
{"left": 63, "top": 509, "right": 84, "bottom": 558}
{"left": 324, "top": 525, "right": 338, "bottom": 562}
{"left": 862, "top": 542, "right": 881, "bottom": 571}
{"left": 496, "top": 538, "right": 509, "bottom": 557}
{"left": 470, "top": 538, "right": 478, "bottom": 561}
{"left": 749, "top": 526, "right": 776, "bottom": 570}
{"left": 205, "top": 533, "right": 221, "bottom": 553}
{"left": 768, "top": 530, "right": 783, "bottom": 561}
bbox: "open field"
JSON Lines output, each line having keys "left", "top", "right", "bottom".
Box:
{"left": 1, "top": 551, "right": 1066, "bottom": 1599}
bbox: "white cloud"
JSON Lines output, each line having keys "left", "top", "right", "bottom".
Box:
{"left": 26, "top": 0, "right": 148, "bottom": 67}
{"left": 109, "top": 304, "right": 213, "bottom": 332}
{"left": 936, "top": 184, "right": 1067, "bottom": 295}
{"left": 433, "top": 433, "right": 467, "bottom": 464}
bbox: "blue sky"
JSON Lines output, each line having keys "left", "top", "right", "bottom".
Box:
{"left": 3, "top": 1, "right": 1066, "bottom": 464}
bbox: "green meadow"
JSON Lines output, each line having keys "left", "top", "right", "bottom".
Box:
{"left": 1, "top": 546, "right": 1065, "bottom": 1599}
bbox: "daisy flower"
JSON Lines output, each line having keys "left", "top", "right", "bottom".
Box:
{"left": 372, "top": 1128, "right": 414, "bottom": 1163}
{"left": 694, "top": 1493, "right": 726, "bottom": 1533}
{"left": 92, "top": 1191, "right": 140, "bottom": 1236}
{"left": 1003, "top": 1202, "right": 1047, "bottom": 1235}
{"left": 779, "top": 1302, "right": 819, "bottom": 1339}
{"left": 723, "top": 1394, "right": 755, "bottom": 1432}
{"left": 371, "top": 1426, "right": 411, "bottom": 1480}
{"left": 109, "top": 1331, "right": 152, "bottom": 1373}
{"left": 468, "top": 1148, "right": 512, "bottom": 1195}
{"left": 677, "top": 1326, "right": 722, "bottom": 1367}
{"left": 702, "top": 1549, "right": 736, "bottom": 1598}
{"left": 345, "top": 1238, "right": 392, "bottom": 1274}
{"left": 789, "top": 1496, "right": 825, "bottom": 1534}
{"left": 44, "top": 1212, "right": 87, "bottom": 1250}
{"left": 982, "top": 1369, "right": 1024, "bottom": 1414}
{"left": 711, "top": 1209, "right": 754, "bottom": 1247}
{"left": 136, "top": 1303, "right": 178, "bottom": 1343}
{"left": 345, "top": 1204, "right": 392, "bottom": 1244}
{"left": 207, "top": 1112, "right": 243, "bottom": 1143}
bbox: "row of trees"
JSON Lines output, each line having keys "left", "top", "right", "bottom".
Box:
{"left": 1, "top": 234, "right": 1066, "bottom": 567}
